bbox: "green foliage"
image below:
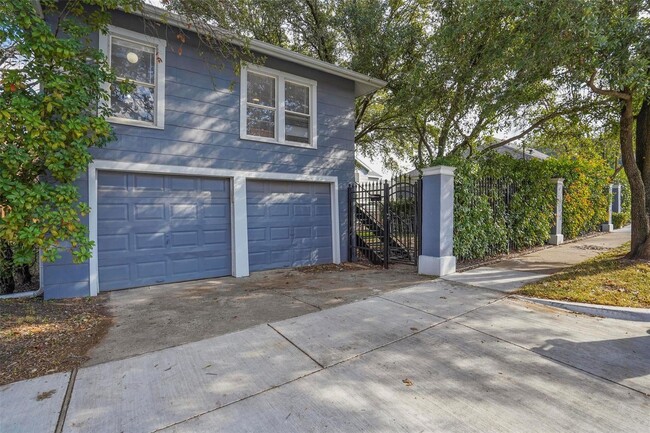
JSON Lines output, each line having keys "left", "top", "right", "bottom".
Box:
{"left": 441, "top": 153, "right": 555, "bottom": 261}
{"left": 444, "top": 152, "right": 612, "bottom": 261}
{"left": 546, "top": 156, "right": 611, "bottom": 239}
{"left": 0, "top": 0, "right": 141, "bottom": 283}
{"left": 613, "top": 213, "right": 630, "bottom": 230}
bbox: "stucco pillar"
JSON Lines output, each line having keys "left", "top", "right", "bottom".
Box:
{"left": 549, "top": 178, "right": 564, "bottom": 245}
{"left": 418, "top": 166, "right": 456, "bottom": 276}
{"left": 612, "top": 182, "right": 623, "bottom": 213}
{"left": 601, "top": 184, "right": 614, "bottom": 232}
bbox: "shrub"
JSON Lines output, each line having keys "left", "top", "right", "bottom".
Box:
{"left": 612, "top": 212, "right": 630, "bottom": 229}
{"left": 546, "top": 156, "right": 611, "bottom": 239}
{"left": 433, "top": 152, "right": 612, "bottom": 261}
{"left": 435, "top": 153, "right": 554, "bottom": 260}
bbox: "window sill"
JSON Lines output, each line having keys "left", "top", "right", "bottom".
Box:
{"left": 108, "top": 117, "right": 165, "bottom": 130}
{"left": 240, "top": 134, "right": 317, "bottom": 149}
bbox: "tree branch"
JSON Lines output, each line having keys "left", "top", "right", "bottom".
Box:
{"left": 586, "top": 72, "right": 631, "bottom": 101}
{"left": 480, "top": 111, "right": 567, "bottom": 154}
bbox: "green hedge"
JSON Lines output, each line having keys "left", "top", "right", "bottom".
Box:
{"left": 432, "top": 152, "right": 613, "bottom": 261}
{"left": 433, "top": 153, "right": 555, "bottom": 260}
{"left": 545, "top": 156, "right": 611, "bottom": 239}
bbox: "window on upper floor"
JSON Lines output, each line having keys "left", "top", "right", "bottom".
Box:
{"left": 99, "top": 26, "right": 166, "bottom": 129}
{"left": 240, "top": 64, "right": 317, "bottom": 148}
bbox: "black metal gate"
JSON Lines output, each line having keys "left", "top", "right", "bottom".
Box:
{"left": 348, "top": 175, "right": 421, "bottom": 267}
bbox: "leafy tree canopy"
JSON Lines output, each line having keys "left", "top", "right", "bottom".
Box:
{"left": 0, "top": 0, "right": 143, "bottom": 291}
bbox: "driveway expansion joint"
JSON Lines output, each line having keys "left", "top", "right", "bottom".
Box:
{"left": 54, "top": 368, "right": 77, "bottom": 433}
{"left": 267, "top": 323, "right": 325, "bottom": 369}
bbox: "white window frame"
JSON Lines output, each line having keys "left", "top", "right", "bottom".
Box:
{"left": 240, "top": 64, "right": 318, "bottom": 148}
{"left": 99, "top": 25, "right": 166, "bottom": 129}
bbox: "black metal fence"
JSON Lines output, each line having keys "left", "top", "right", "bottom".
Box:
{"left": 455, "top": 176, "right": 517, "bottom": 261}
{"left": 349, "top": 175, "right": 421, "bottom": 267}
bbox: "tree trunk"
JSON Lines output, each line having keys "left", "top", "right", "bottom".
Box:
{"left": 0, "top": 242, "right": 16, "bottom": 294}
{"left": 636, "top": 97, "right": 650, "bottom": 214}
{"left": 20, "top": 264, "right": 32, "bottom": 285}
{"left": 621, "top": 98, "right": 650, "bottom": 258}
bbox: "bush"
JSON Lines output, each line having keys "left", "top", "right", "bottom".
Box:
{"left": 546, "top": 156, "right": 611, "bottom": 239}
{"left": 612, "top": 212, "right": 630, "bottom": 229}
{"left": 433, "top": 152, "right": 612, "bottom": 261}
{"left": 435, "top": 153, "right": 555, "bottom": 260}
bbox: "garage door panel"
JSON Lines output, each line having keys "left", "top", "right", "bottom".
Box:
{"left": 204, "top": 229, "right": 229, "bottom": 245}
{"left": 98, "top": 172, "right": 231, "bottom": 291}
{"left": 314, "top": 204, "right": 331, "bottom": 216}
{"left": 293, "top": 205, "right": 312, "bottom": 216}
{"left": 136, "top": 261, "right": 166, "bottom": 279}
{"left": 171, "top": 258, "right": 200, "bottom": 275}
{"left": 247, "top": 180, "right": 333, "bottom": 272}
{"left": 248, "top": 252, "right": 269, "bottom": 268}
{"left": 97, "top": 204, "right": 128, "bottom": 221}
{"left": 134, "top": 232, "right": 166, "bottom": 250}
{"left": 98, "top": 234, "right": 129, "bottom": 253}
{"left": 270, "top": 204, "right": 290, "bottom": 217}
{"left": 170, "top": 204, "right": 197, "bottom": 219}
{"left": 169, "top": 176, "right": 198, "bottom": 191}
{"left": 134, "top": 203, "right": 165, "bottom": 220}
{"left": 200, "top": 178, "right": 228, "bottom": 193}
{"left": 171, "top": 231, "right": 198, "bottom": 247}
{"left": 133, "top": 174, "right": 164, "bottom": 190}
{"left": 99, "top": 264, "right": 130, "bottom": 282}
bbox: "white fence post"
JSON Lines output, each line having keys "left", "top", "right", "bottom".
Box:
{"left": 601, "top": 184, "right": 614, "bottom": 232}
{"left": 549, "top": 178, "right": 564, "bottom": 245}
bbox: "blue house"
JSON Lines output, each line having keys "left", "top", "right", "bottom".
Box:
{"left": 41, "top": 3, "right": 386, "bottom": 299}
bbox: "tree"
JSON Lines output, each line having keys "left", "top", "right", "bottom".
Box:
{"left": 573, "top": 0, "right": 650, "bottom": 258}
{"left": 0, "top": 0, "right": 142, "bottom": 292}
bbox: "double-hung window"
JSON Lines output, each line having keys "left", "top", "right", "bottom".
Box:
{"left": 241, "top": 64, "right": 317, "bottom": 148}
{"left": 99, "top": 26, "right": 166, "bottom": 129}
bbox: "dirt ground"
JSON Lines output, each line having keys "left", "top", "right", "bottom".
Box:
{"left": 86, "top": 262, "right": 430, "bottom": 366}
{"left": 0, "top": 297, "right": 112, "bottom": 385}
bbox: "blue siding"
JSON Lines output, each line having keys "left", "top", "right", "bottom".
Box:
{"left": 43, "top": 174, "right": 91, "bottom": 299}
{"left": 43, "top": 10, "right": 355, "bottom": 298}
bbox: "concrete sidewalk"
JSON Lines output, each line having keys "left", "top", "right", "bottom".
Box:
{"left": 2, "top": 228, "right": 648, "bottom": 433}
{"left": 444, "top": 227, "right": 631, "bottom": 292}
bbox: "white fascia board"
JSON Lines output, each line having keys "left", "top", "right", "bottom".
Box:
{"left": 136, "top": 4, "right": 386, "bottom": 97}
{"left": 90, "top": 160, "right": 338, "bottom": 183}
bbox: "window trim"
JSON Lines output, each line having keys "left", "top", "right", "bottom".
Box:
{"left": 240, "top": 64, "right": 318, "bottom": 149}
{"left": 99, "top": 25, "right": 167, "bottom": 129}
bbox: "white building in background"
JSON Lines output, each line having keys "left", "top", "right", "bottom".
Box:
{"left": 355, "top": 158, "right": 383, "bottom": 183}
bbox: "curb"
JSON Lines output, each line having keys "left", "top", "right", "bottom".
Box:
{"left": 514, "top": 296, "right": 650, "bottom": 322}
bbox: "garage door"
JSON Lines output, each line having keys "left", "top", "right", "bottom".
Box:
{"left": 247, "top": 180, "right": 333, "bottom": 272}
{"left": 97, "top": 172, "right": 231, "bottom": 291}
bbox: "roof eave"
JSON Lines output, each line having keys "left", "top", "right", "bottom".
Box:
{"left": 138, "top": 4, "right": 386, "bottom": 97}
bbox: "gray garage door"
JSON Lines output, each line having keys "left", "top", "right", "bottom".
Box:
{"left": 247, "top": 180, "right": 333, "bottom": 272}
{"left": 97, "top": 172, "right": 231, "bottom": 291}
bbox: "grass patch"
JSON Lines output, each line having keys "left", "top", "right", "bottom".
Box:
{"left": 0, "top": 297, "right": 112, "bottom": 385}
{"left": 517, "top": 243, "right": 650, "bottom": 308}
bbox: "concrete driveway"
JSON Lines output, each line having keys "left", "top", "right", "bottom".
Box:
{"left": 3, "top": 275, "right": 648, "bottom": 433}
{"left": 87, "top": 263, "right": 429, "bottom": 365}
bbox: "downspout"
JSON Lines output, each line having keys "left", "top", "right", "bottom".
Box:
{"left": 0, "top": 288, "right": 44, "bottom": 299}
